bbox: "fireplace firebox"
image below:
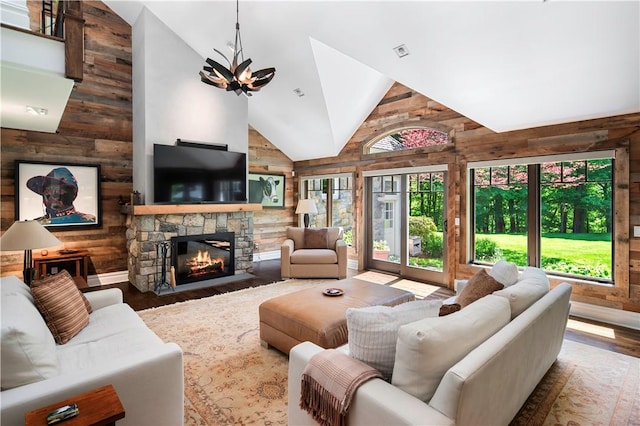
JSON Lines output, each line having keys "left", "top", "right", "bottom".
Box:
{"left": 171, "top": 232, "right": 234, "bottom": 285}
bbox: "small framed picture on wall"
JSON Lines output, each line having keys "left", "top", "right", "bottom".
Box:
{"left": 248, "top": 173, "right": 285, "bottom": 208}
{"left": 15, "top": 160, "right": 102, "bottom": 230}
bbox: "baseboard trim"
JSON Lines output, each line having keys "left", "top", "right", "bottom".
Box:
{"left": 570, "top": 301, "right": 640, "bottom": 331}
{"left": 88, "top": 270, "right": 129, "bottom": 287}
{"left": 253, "top": 250, "right": 280, "bottom": 262}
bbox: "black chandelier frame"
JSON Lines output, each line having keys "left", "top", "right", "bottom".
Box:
{"left": 199, "top": 0, "right": 275, "bottom": 96}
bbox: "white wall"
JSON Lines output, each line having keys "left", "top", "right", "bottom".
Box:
{"left": 132, "top": 7, "right": 248, "bottom": 202}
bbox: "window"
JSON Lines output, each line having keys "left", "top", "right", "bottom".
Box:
{"left": 370, "top": 175, "right": 400, "bottom": 262}
{"left": 409, "top": 172, "right": 446, "bottom": 230}
{"left": 470, "top": 152, "right": 614, "bottom": 283}
{"left": 384, "top": 202, "right": 394, "bottom": 228}
{"left": 302, "top": 174, "right": 353, "bottom": 241}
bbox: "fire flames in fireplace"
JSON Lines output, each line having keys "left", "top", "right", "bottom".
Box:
{"left": 185, "top": 250, "right": 225, "bottom": 277}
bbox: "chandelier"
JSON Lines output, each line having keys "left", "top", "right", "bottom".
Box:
{"left": 199, "top": 0, "right": 275, "bottom": 96}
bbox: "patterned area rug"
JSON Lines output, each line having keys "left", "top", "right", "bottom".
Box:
{"left": 138, "top": 279, "right": 327, "bottom": 425}
{"left": 138, "top": 280, "right": 640, "bottom": 426}
{"left": 511, "top": 339, "right": 640, "bottom": 426}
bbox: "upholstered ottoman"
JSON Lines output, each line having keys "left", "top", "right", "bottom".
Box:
{"left": 259, "top": 278, "right": 415, "bottom": 354}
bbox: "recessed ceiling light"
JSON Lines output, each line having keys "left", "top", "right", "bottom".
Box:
{"left": 393, "top": 44, "right": 410, "bottom": 58}
{"left": 293, "top": 88, "right": 305, "bottom": 97}
{"left": 26, "top": 106, "right": 48, "bottom": 116}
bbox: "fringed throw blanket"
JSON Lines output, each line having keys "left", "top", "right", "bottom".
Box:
{"left": 300, "top": 349, "right": 383, "bottom": 426}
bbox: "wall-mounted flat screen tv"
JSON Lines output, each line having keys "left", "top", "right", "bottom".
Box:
{"left": 153, "top": 143, "right": 247, "bottom": 204}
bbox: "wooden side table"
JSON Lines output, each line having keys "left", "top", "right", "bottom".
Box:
{"left": 25, "top": 384, "right": 125, "bottom": 426}
{"left": 33, "top": 250, "right": 90, "bottom": 289}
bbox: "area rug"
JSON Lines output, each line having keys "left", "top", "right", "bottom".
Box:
{"left": 511, "top": 339, "right": 640, "bottom": 426}
{"left": 138, "top": 279, "right": 329, "bottom": 425}
{"left": 138, "top": 280, "right": 640, "bottom": 426}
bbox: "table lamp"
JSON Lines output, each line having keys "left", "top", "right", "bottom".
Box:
{"left": 295, "top": 199, "right": 318, "bottom": 228}
{"left": 0, "top": 220, "right": 62, "bottom": 285}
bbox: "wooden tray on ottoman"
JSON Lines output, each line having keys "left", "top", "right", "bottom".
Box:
{"left": 259, "top": 277, "right": 415, "bottom": 354}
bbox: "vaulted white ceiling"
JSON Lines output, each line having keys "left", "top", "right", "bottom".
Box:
{"left": 106, "top": 1, "right": 639, "bottom": 161}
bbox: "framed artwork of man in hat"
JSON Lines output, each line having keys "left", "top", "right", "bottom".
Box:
{"left": 15, "top": 161, "right": 102, "bottom": 229}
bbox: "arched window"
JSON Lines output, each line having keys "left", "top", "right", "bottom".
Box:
{"left": 365, "top": 125, "right": 451, "bottom": 154}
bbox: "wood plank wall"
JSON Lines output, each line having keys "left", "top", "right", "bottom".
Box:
{"left": 248, "top": 129, "right": 295, "bottom": 255}
{"left": 294, "top": 83, "right": 640, "bottom": 313}
{"left": 1, "top": 1, "right": 133, "bottom": 278}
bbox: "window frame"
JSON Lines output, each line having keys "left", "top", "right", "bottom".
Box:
{"left": 466, "top": 149, "right": 629, "bottom": 294}
{"left": 300, "top": 173, "right": 354, "bottom": 229}
{"left": 363, "top": 121, "right": 455, "bottom": 158}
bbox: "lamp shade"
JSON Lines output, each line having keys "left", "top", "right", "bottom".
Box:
{"left": 0, "top": 220, "right": 62, "bottom": 252}
{"left": 295, "top": 199, "right": 318, "bottom": 215}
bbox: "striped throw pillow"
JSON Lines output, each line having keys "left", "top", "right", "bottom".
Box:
{"left": 31, "top": 270, "right": 90, "bottom": 344}
{"left": 346, "top": 299, "right": 442, "bottom": 381}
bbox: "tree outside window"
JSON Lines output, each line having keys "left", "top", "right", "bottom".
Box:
{"left": 367, "top": 127, "right": 450, "bottom": 154}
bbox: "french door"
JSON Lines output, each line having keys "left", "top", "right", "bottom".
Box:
{"left": 365, "top": 168, "right": 447, "bottom": 285}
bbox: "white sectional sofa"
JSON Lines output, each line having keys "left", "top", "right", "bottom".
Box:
{"left": 1, "top": 275, "right": 184, "bottom": 426}
{"left": 288, "top": 268, "right": 572, "bottom": 425}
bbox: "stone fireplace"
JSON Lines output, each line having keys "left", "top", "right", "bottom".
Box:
{"left": 124, "top": 204, "right": 260, "bottom": 292}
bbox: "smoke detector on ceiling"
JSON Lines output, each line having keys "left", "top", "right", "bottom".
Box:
{"left": 393, "top": 44, "right": 410, "bottom": 58}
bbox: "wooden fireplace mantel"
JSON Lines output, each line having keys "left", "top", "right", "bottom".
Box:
{"left": 121, "top": 203, "right": 263, "bottom": 215}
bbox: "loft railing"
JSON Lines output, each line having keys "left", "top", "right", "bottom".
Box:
{"left": 1, "top": 1, "right": 84, "bottom": 81}
{"left": 41, "top": 0, "right": 63, "bottom": 37}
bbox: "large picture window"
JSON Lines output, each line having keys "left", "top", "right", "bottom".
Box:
{"left": 470, "top": 152, "right": 614, "bottom": 283}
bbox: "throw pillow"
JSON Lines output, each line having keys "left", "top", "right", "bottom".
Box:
{"left": 489, "top": 260, "right": 519, "bottom": 287}
{"left": 438, "top": 303, "right": 461, "bottom": 316}
{"left": 33, "top": 270, "right": 92, "bottom": 314}
{"left": 392, "top": 295, "right": 511, "bottom": 402}
{"left": 493, "top": 283, "right": 548, "bottom": 319}
{"left": 456, "top": 269, "right": 504, "bottom": 307}
{"left": 493, "top": 267, "right": 550, "bottom": 318}
{"left": 520, "top": 266, "right": 551, "bottom": 288}
{"left": 303, "top": 228, "right": 329, "bottom": 249}
{"left": 1, "top": 294, "right": 59, "bottom": 390}
{"left": 346, "top": 299, "right": 442, "bottom": 380}
{"left": 31, "top": 271, "right": 91, "bottom": 344}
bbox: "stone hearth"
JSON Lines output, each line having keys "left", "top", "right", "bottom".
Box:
{"left": 125, "top": 209, "right": 256, "bottom": 292}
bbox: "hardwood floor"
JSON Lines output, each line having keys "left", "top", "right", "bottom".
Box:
{"left": 92, "top": 259, "right": 640, "bottom": 358}
{"left": 87, "top": 259, "right": 285, "bottom": 311}
{"left": 564, "top": 316, "right": 640, "bottom": 358}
